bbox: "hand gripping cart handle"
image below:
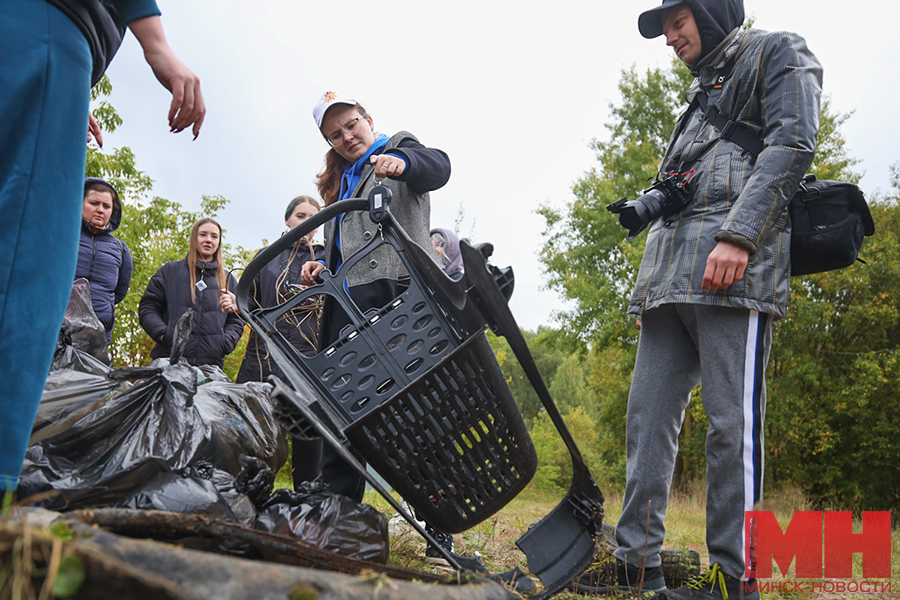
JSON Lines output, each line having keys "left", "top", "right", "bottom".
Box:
{"left": 235, "top": 186, "right": 604, "bottom": 597}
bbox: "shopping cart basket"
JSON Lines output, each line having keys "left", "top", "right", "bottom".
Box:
{"left": 236, "top": 186, "right": 604, "bottom": 597}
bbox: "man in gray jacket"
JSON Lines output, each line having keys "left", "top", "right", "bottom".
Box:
{"left": 572, "top": 1, "right": 822, "bottom": 598}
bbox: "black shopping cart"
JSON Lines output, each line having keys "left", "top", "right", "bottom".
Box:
{"left": 235, "top": 186, "right": 604, "bottom": 598}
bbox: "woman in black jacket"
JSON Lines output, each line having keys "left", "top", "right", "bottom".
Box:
{"left": 231, "top": 195, "right": 325, "bottom": 384}
{"left": 139, "top": 218, "right": 243, "bottom": 369}
{"left": 76, "top": 177, "right": 133, "bottom": 346}
{"left": 220, "top": 195, "right": 325, "bottom": 490}
{"left": 300, "top": 92, "right": 454, "bottom": 560}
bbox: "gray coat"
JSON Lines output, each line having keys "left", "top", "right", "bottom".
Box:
{"left": 629, "top": 28, "right": 822, "bottom": 319}
{"left": 323, "top": 131, "right": 448, "bottom": 287}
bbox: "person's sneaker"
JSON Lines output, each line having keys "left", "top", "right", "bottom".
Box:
{"left": 424, "top": 526, "right": 455, "bottom": 566}
{"left": 658, "top": 564, "right": 759, "bottom": 600}
{"left": 569, "top": 555, "right": 667, "bottom": 596}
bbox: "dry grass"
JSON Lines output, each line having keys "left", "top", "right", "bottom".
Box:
{"left": 366, "top": 482, "right": 900, "bottom": 600}
{"left": 363, "top": 487, "right": 552, "bottom": 575}
{"left": 0, "top": 495, "right": 82, "bottom": 600}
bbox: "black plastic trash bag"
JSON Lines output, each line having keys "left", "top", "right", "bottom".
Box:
{"left": 20, "top": 312, "right": 288, "bottom": 509}
{"left": 193, "top": 380, "right": 288, "bottom": 474}
{"left": 20, "top": 361, "right": 288, "bottom": 509}
{"left": 51, "top": 344, "right": 111, "bottom": 375}
{"left": 233, "top": 456, "right": 277, "bottom": 507}
{"left": 37, "top": 280, "right": 123, "bottom": 441}
{"left": 31, "top": 369, "right": 123, "bottom": 444}
{"left": 254, "top": 483, "right": 389, "bottom": 563}
{"left": 52, "top": 278, "right": 110, "bottom": 369}
{"left": 20, "top": 360, "right": 214, "bottom": 509}
{"left": 114, "top": 462, "right": 250, "bottom": 524}
{"left": 233, "top": 456, "right": 388, "bottom": 563}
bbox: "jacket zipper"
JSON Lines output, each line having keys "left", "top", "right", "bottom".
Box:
{"left": 195, "top": 268, "right": 207, "bottom": 351}
{"left": 88, "top": 234, "right": 97, "bottom": 279}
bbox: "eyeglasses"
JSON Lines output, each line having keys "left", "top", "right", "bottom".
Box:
{"left": 324, "top": 115, "right": 367, "bottom": 147}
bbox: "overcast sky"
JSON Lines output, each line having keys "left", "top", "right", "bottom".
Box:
{"left": 99, "top": 1, "right": 900, "bottom": 332}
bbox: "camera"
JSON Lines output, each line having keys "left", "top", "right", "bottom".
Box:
{"left": 607, "top": 172, "right": 692, "bottom": 238}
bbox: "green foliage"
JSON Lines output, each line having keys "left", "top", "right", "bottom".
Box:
{"left": 86, "top": 77, "right": 253, "bottom": 369}
{"left": 807, "top": 96, "right": 862, "bottom": 184}
{"left": 86, "top": 76, "right": 153, "bottom": 201}
{"left": 538, "top": 60, "right": 691, "bottom": 348}
{"left": 548, "top": 353, "right": 593, "bottom": 414}
{"left": 53, "top": 555, "right": 86, "bottom": 598}
{"left": 528, "top": 406, "right": 605, "bottom": 494}
{"left": 48, "top": 522, "right": 75, "bottom": 542}
{"left": 583, "top": 344, "right": 636, "bottom": 485}
{"left": 1, "top": 490, "right": 11, "bottom": 517}
{"left": 488, "top": 328, "right": 567, "bottom": 422}
{"left": 532, "top": 61, "right": 694, "bottom": 491}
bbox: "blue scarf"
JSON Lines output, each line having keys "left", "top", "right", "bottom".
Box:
{"left": 338, "top": 134, "right": 389, "bottom": 201}
{"left": 331, "top": 135, "right": 390, "bottom": 278}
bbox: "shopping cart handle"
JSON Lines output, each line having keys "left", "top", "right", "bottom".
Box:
{"left": 235, "top": 199, "right": 368, "bottom": 315}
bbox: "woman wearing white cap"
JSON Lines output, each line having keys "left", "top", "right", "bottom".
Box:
{"left": 301, "top": 91, "right": 451, "bottom": 391}
{"left": 301, "top": 92, "right": 450, "bottom": 305}
{"left": 300, "top": 92, "right": 454, "bottom": 561}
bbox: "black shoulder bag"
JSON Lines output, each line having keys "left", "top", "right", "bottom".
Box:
{"left": 696, "top": 72, "right": 875, "bottom": 277}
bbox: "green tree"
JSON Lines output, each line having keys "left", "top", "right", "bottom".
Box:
{"left": 528, "top": 406, "right": 606, "bottom": 494}
{"left": 535, "top": 59, "right": 694, "bottom": 490}
{"left": 537, "top": 58, "right": 691, "bottom": 349}
{"left": 86, "top": 76, "right": 154, "bottom": 202}
{"left": 488, "top": 327, "right": 567, "bottom": 422}
{"left": 84, "top": 76, "right": 251, "bottom": 370}
{"left": 806, "top": 96, "right": 862, "bottom": 184}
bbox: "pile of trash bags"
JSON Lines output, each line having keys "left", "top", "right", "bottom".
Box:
{"left": 20, "top": 293, "right": 388, "bottom": 562}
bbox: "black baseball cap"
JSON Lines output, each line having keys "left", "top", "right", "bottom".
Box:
{"left": 638, "top": 0, "right": 687, "bottom": 39}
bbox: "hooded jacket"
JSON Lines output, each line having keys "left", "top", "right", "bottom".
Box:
{"left": 430, "top": 227, "right": 463, "bottom": 279}
{"left": 74, "top": 198, "right": 133, "bottom": 343}
{"left": 683, "top": 0, "right": 744, "bottom": 62}
{"left": 139, "top": 258, "right": 243, "bottom": 368}
{"left": 629, "top": 0, "right": 822, "bottom": 319}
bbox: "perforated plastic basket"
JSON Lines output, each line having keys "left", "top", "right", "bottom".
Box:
{"left": 237, "top": 198, "right": 536, "bottom": 532}
{"left": 346, "top": 332, "right": 535, "bottom": 532}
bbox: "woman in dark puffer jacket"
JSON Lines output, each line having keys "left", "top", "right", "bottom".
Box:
{"left": 232, "top": 195, "right": 325, "bottom": 384}
{"left": 75, "top": 177, "right": 133, "bottom": 345}
{"left": 139, "top": 218, "right": 243, "bottom": 369}
{"left": 220, "top": 195, "right": 325, "bottom": 490}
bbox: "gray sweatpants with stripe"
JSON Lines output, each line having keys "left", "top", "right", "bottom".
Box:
{"left": 615, "top": 303, "right": 772, "bottom": 579}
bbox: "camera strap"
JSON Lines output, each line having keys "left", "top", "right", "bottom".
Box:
{"left": 661, "top": 59, "right": 763, "bottom": 180}
{"left": 694, "top": 61, "right": 764, "bottom": 158}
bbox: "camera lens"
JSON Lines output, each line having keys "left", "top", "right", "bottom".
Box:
{"left": 607, "top": 174, "right": 690, "bottom": 238}
{"left": 617, "top": 188, "right": 669, "bottom": 238}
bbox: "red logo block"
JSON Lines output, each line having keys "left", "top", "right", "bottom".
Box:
{"left": 746, "top": 511, "right": 891, "bottom": 579}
